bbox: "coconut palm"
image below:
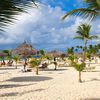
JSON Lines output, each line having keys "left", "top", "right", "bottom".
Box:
{"left": 0, "top": 0, "right": 36, "bottom": 32}
{"left": 75, "top": 45, "right": 83, "bottom": 52}
{"left": 29, "top": 58, "right": 41, "bottom": 75}
{"left": 3, "top": 49, "right": 12, "bottom": 63}
{"left": 67, "top": 47, "right": 76, "bottom": 65}
{"left": 3, "top": 49, "right": 11, "bottom": 56}
{"left": 13, "top": 56, "right": 20, "bottom": 69}
{"left": 62, "top": 0, "right": 100, "bottom": 21}
{"left": 53, "top": 57, "right": 57, "bottom": 70}
{"left": 97, "top": 44, "right": 100, "bottom": 49}
{"left": 86, "top": 46, "right": 92, "bottom": 66}
{"left": 90, "top": 45, "right": 99, "bottom": 63}
{"left": 72, "top": 62, "right": 85, "bottom": 82}
{"left": 39, "top": 50, "right": 45, "bottom": 56}
{"left": 67, "top": 47, "right": 74, "bottom": 56}
{"left": 74, "top": 23, "right": 98, "bottom": 62}
{"left": 68, "top": 55, "right": 76, "bottom": 64}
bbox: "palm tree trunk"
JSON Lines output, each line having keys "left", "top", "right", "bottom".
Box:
{"left": 95, "top": 56, "right": 97, "bottom": 64}
{"left": 16, "top": 62, "right": 17, "bottom": 69}
{"left": 54, "top": 64, "right": 57, "bottom": 70}
{"left": 36, "top": 66, "right": 39, "bottom": 75}
{"left": 83, "top": 39, "right": 87, "bottom": 63}
{"left": 88, "top": 60, "right": 91, "bottom": 67}
{"left": 79, "top": 71, "right": 82, "bottom": 83}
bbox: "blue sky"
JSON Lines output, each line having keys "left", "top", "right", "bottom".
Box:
{"left": 0, "top": 0, "right": 100, "bottom": 52}
{"left": 39, "top": 0, "right": 84, "bottom": 11}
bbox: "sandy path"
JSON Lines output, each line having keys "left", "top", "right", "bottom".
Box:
{"left": 0, "top": 64, "right": 100, "bottom": 100}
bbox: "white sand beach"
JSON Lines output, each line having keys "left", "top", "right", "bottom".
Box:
{"left": 0, "top": 63, "right": 100, "bottom": 100}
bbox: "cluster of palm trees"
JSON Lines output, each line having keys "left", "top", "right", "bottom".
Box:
{"left": 0, "top": 0, "right": 100, "bottom": 82}
{"left": 63, "top": 0, "right": 100, "bottom": 82}
{"left": 0, "top": 49, "right": 20, "bottom": 68}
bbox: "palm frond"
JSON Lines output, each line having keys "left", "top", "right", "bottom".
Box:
{"left": 89, "top": 35, "right": 98, "bottom": 39}
{"left": 85, "top": 0, "right": 100, "bottom": 10}
{"left": 73, "top": 36, "right": 84, "bottom": 40}
{"left": 62, "top": 8, "right": 99, "bottom": 20}
{"left": 0, "top": 0, "right": 37, "bottom": 32}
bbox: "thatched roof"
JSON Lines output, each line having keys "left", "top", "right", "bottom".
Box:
{"left": 11, "top": 41, "right": 37, "bottom": 57}
{"left": 47, "top": 50, "right": 66, "bottom": 57}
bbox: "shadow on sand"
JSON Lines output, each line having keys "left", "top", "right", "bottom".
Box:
{"left": 6, "top": 76, "right": 53, "bottom": 82}
{"left": 0, "top": 67, "right": 16, "bottom": 70}
{"left": 0, "top": 88, "right": 45, "bottom": 97}
{"left": 81, "top": 98, "right": 100, "bottom": 100}
{"left": 83, "top": 70, "right": 100, "bottom": 72}
{"left": 83, "top": 78, "right": 100, "bottom": 83}
{"left": 43, "top": 68, "right": 68, "bottom": 71}
{"left": 0, "top": 83, "right": 36, "bottom": 89}
{"left": 0, "top": 92, "right": 18, "bottom": 97}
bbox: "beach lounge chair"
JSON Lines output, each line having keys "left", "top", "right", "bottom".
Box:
{"left": 39, "top": 63, "right": 48, "bottom": 70}
{"left": 7, "top": 61, "right": 13, "bottom": 66}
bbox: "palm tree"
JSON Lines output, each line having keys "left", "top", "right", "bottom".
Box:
{"left": 74, "top": 23, "right": 98, "bottom": 62}
{"left": 67, "top": 47, "right": 74, "bottom": 56}
{"left": 53, "top": 57, "right": 57, "bottom": 70}
{"left": 86, "top": 46, "right": 93, "bottom": 66}
{"left": 67, "top": 47, "right": 76, "bottom": 65}
{"left": 0, "top": 0, "right": 36, "bottom": 32}
{"left": 72, "top": 62, "right": 85, "bottom": 83}
{"left": 62, "top": 0, "right": 100, "bottom": 21}
{"left": 3, "top": 49, "right": 12, "bottom": 63}
{"left": 39, "top": 50, "right": 45, "bottom": 56}
{"left": 67, "top": 47, "right": 85, "bottom": 82}
{"left": 13, "top": 56, "right": 20, "bottom": 69}
{"left": 75, "top": 45, "right": 83, "bottom": 52}
{"left": 91, "top": 45, "right": 99, "bottom": 63}
{"left": 29, "top": 58, "right": 41, "bottom": 75}
{"left": 97, "top": 44, "right": 100, "bottom": 49}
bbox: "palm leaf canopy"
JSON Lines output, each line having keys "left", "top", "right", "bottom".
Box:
{"left": 0, "top": 0, "right": 36, "bottom": 32}
{"left": 62, "top": 0, "right": 100, "bottom": 20}
{"left": 74, "top": 23, "right": 98, "bottom": 40}
{"left": 74, "top": 24, "right": 90, "bottom": 39}
{"left": 89, "top": 35, "right": 98, "bottom": 39}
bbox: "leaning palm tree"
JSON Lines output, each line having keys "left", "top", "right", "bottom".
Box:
{"left": 74, "top": 23, "right": 98, "bottom": 62}
{"left": 62, "top": 0, "right": 100, "bottom": 21}
{"left": 0, "top": 0, "right": 37, "bottom": 32}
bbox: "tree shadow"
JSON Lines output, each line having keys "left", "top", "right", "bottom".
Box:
{"left": 43, "top": 68, "right": 68, "bottom": 71}
{"left": 81, "top": 98, "right": 100, "bottom": 100}
{"left": 19, "top": 88, "right": 45, "bottom": 96}
{"left": 83, "top": 78, "right": 100, "bottom": 83}
{"left": 83, "top": 70, "right": 100, "bottom": 72}
{"left": 0, "top": 83, "right": 36, "bottom": 89}
{"left": 0, "top": 67, "right": 16, "bottom": 70}
{"left": 0, "top": 92, "right": 18, "bottom": 97}
{"left": 0, "top": 88, "right": 45, "bottom": 97}
{"left": 6, "top": 76, "right": 53, "bottom": 82}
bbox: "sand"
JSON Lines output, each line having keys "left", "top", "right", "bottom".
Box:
{"left": 0, "top": 63, "right": 100, "bottom": 100}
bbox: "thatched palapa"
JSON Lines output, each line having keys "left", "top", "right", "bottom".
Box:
{"left": 47, "top": 50, "right": 67, "bottom": 58}
{"left": 11, "top": 41, "right": 37, "bottom": 57}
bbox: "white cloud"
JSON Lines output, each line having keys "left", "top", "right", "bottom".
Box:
{"left": 1, "top": 4, "right": 100, "bottom": 51}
